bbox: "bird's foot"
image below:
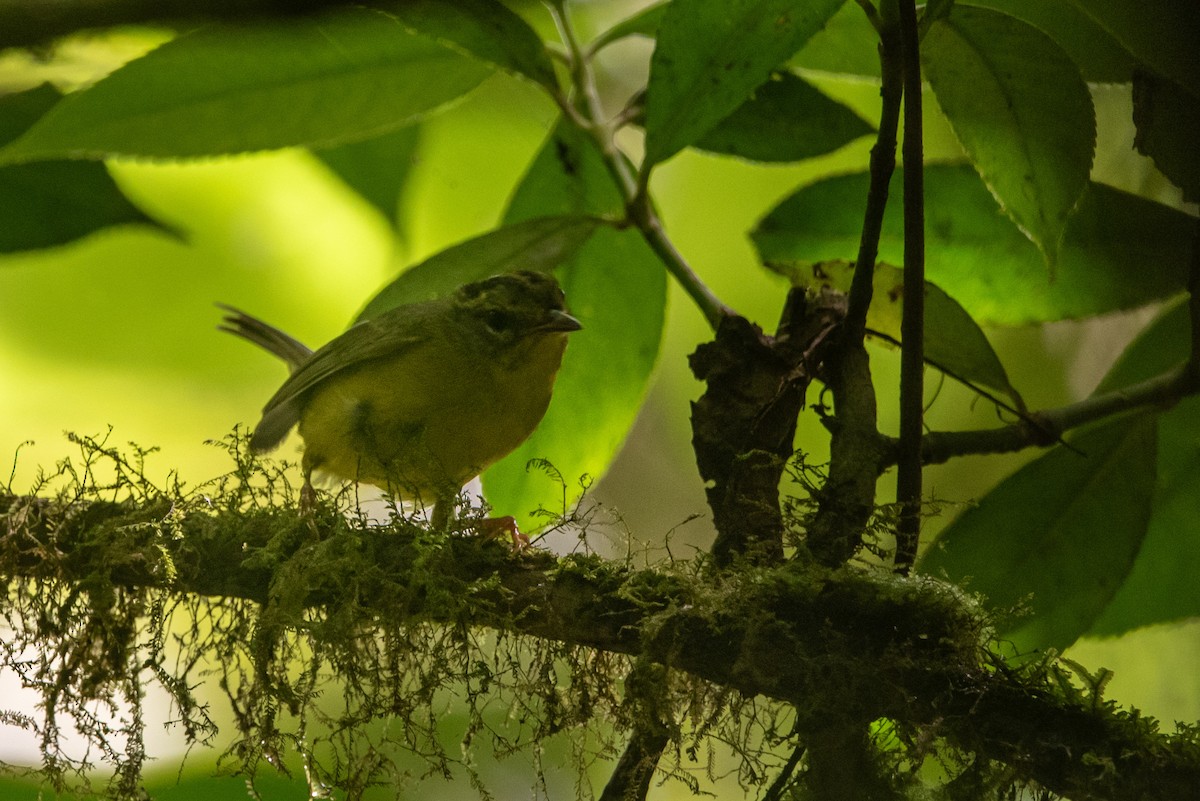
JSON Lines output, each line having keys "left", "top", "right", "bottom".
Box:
{"left": 452, "top": 515, "right": 529, "bottom": 551}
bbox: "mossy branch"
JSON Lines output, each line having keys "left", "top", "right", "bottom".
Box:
{"left": 3, "top": 488, "right": 1199, "bottom": 800}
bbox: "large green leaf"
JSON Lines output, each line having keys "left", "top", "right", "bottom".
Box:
{"left": 924, "top": 5, "right": 1095, "bottom": 267}
{"left": 1067, "top": 0, "right": 1200, "bottom": 98}
{"left": 0, "top": 84, "right": 167, "bottom": 252}
{"left": 768, "top": 259, "right": 1022, "bottom": 409}
{"left": 1086, "top": 303, "right": 1200, "bottom": 635}
{"left": 694, "top": 71, "right": 873, "bottom": 163}
{"left": 641, "top": 0, "right": 844, "bottom": 169}
{"left": 751, "top": 164, "right": 1196, "bottom": 325}
{"left": 314, "top": 126, "right": 422, "bottom": 228}
{"left": 355, "top": 215, "right": 602, "bottom": 321}
{"left": 919, "top": 414, "right": 1159, "bottom": 653}
{"left": 483, "top": 122, "right": 667, "bottom": 527}
{"left": 1133, "top": 74, "right": 1200, "bottom": 203}
{"left": 0, "top": 8, "right": 492, "bottom": 162}
{"left": 790, "top": 0, "right": 881, "bottom": 78}
{"left": 959, "top": 0, "right": 1136, "bottom": 84}
{"left": 389, "top": 0, "right": 558, "bottom": 91}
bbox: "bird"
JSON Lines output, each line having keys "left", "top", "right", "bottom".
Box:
{"left": 219, "top": 270, "right": 581, "bottom": 530}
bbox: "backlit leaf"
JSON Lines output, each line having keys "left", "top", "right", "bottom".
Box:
{"left": 695, "top": 71, "right": 873, "bottom": 163}
{"left": 0, "top": 8, "right": 491, "bottom": 162}
{"left": 0, "top": 84, "right": 168, "bottom": 252}
{"left": 642, "top": 0, "right": 844, "bottom": 169}
{"left": 751, "top": 164, "right": 1195, "bottom": 325}
{"left": 390, "top": 0, "right": 558, "bottom": 90}
{"left": 1088, "top": 302, "right": 1200, "bottom": 635}
{"left": 919, "top": 414, "right": 1158, "bottom": 652}
{"left": 924, "top": 5, "right": 1095, "bottom": 267}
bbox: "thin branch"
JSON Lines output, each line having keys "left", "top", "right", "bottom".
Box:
{"left": 762, "top": 744, "right": 806, "bottom": 801}
{"left": 804, "top": 11, "right": 901, "bottom": 567}
{"left": 894, "top": 364, "right": 1199, "bottom": 467}
{"left": 843, "top": 23, "right": 903, "bottom": 345}
{"left": 894, "top": 0, "right": 925, "bottom": 575}
{"left": 546, "top": 1, "right": 734, "bottom": 330}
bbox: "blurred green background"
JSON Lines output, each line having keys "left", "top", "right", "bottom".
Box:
{"left": 1, "top": 3, "right": 1198, "bottom": 797}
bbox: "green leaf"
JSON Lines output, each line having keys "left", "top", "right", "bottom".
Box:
{"left": 969, "top": 0, "right": 1138, "bottom": 84}
{"left": 0, "top": 83, "right": 60, "bottom": 146}
{"left": 483, "top": 122, "right": 667, "bottom": 527}
{"left": 642, "top": 0, "right": 845, "bottom": 169}
{"left": 919, "top": 413, "right": 1159, "bottom": 652}
{"left": 768, "top": 259, "right": 1022, "bottom": 409}
{"left": 791, "top": 1, "right": 881, "bottom": 78}
{"left": 923, "top": 5, "right": 1095, "bottom": 267}
{"left": 389, "top": 0, "right": 558, "bottom": 90}
{"left": 694, "top": 71, "right": 873, "bottom": 163}
{"left": 1133, "top": 74, "right": 1200, "bottom": 203}
{"left": 589, "top": 1, "right": 670, "bottom": 52}
{"left": 1087, "top": 302, "right": 1200, "bottom": 635}
{"left": 0, "top": 84, "right": 168, "bottom": 252}
{"left": 314, "top": 126, "right": 422, "bottom": 227}
{"left": 355, "top": 215, "right": 602, "bottom": 321}
{"left": 0, "top": 8, "right": 492, "bottom": 162}
{"left": 751, "top": 164, "right": 1196, "bottom": 325}
{"left": 1067, "top": 0, "right": 1200, "bottom": 98}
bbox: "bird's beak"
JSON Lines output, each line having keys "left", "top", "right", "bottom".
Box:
{"left": 541, "top": 309, "right": 583, "bottom": 333}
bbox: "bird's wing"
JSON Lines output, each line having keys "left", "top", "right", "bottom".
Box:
{"left": 250, "top": 303, "right": 437, "bottom": 452}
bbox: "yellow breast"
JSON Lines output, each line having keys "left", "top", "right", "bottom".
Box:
{"left": 297, "top": 331, "right": 569, "bottom": 502}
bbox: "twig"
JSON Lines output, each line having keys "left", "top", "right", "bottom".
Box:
{"left": 843, "top": 24, "right": 902, "bottom": 345}
{"left": 546, "top": 1, "right": 733, "bottom": 330}
{"left": 762, "top": 744, "right": 806, "bottom": 801}
{"left": 894, "top": 0, "right": 925, "bottom": 575}
{"left": 906, "top": 364, "right": 1197, "bottom": 466}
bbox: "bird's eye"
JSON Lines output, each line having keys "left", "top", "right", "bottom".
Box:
{"left": 484, "top": 309, "right": 512, "bottom": 333}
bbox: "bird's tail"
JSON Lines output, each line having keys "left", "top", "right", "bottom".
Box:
{"left": 216, "top": 304, "right": 313, "bottom": 372}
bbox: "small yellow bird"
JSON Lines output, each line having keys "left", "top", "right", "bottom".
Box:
{"left": 220, "top": 270, "right": 581, "bottom": 527}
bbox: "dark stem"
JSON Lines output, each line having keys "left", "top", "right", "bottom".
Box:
{"left": 762, "top": 744, "right": 806, "bottom": 801}
{"left": 599, "top": 661, "right": 671, "bottom": 801}
{"left": 893, "top": 0, "right": 925, "bottom": 575}
{"left": 1187, "top": 216, "right": 1200, "bottom": 381}
{"left": 843, "top": 29, "right": 903, "bottom": 345}
{"left": 891, "top": 365, "right": 1199, "bottom": 467}
{"left": 547, "top": 1, "right": 733, "bottom": 330}
{"left": 805, "top": 21, "right": 902, "bottom": 567}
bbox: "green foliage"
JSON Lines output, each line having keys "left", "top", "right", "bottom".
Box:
{"left": 752, "top": 164, "right": 1195, "bottom": 324}
{"left": 0, "top": 9, "right": 492, "bottom": 161}
{"left": 641, "top": 0, "right": 844, "bottom": 168}
{"left": 0, "top": 85, "right": 168, "bottom": 251}
{"left": 923, "top": 5, "right": 1096, "bottom": 266}
{"left": 693, "top": 71, "right": 874, "bottom": 163}
{"left": 3, "top": 0, "right": 1200, "bottom": 797}
{"left": 920, "top": 414, "right": 1159, "bottom": 652}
